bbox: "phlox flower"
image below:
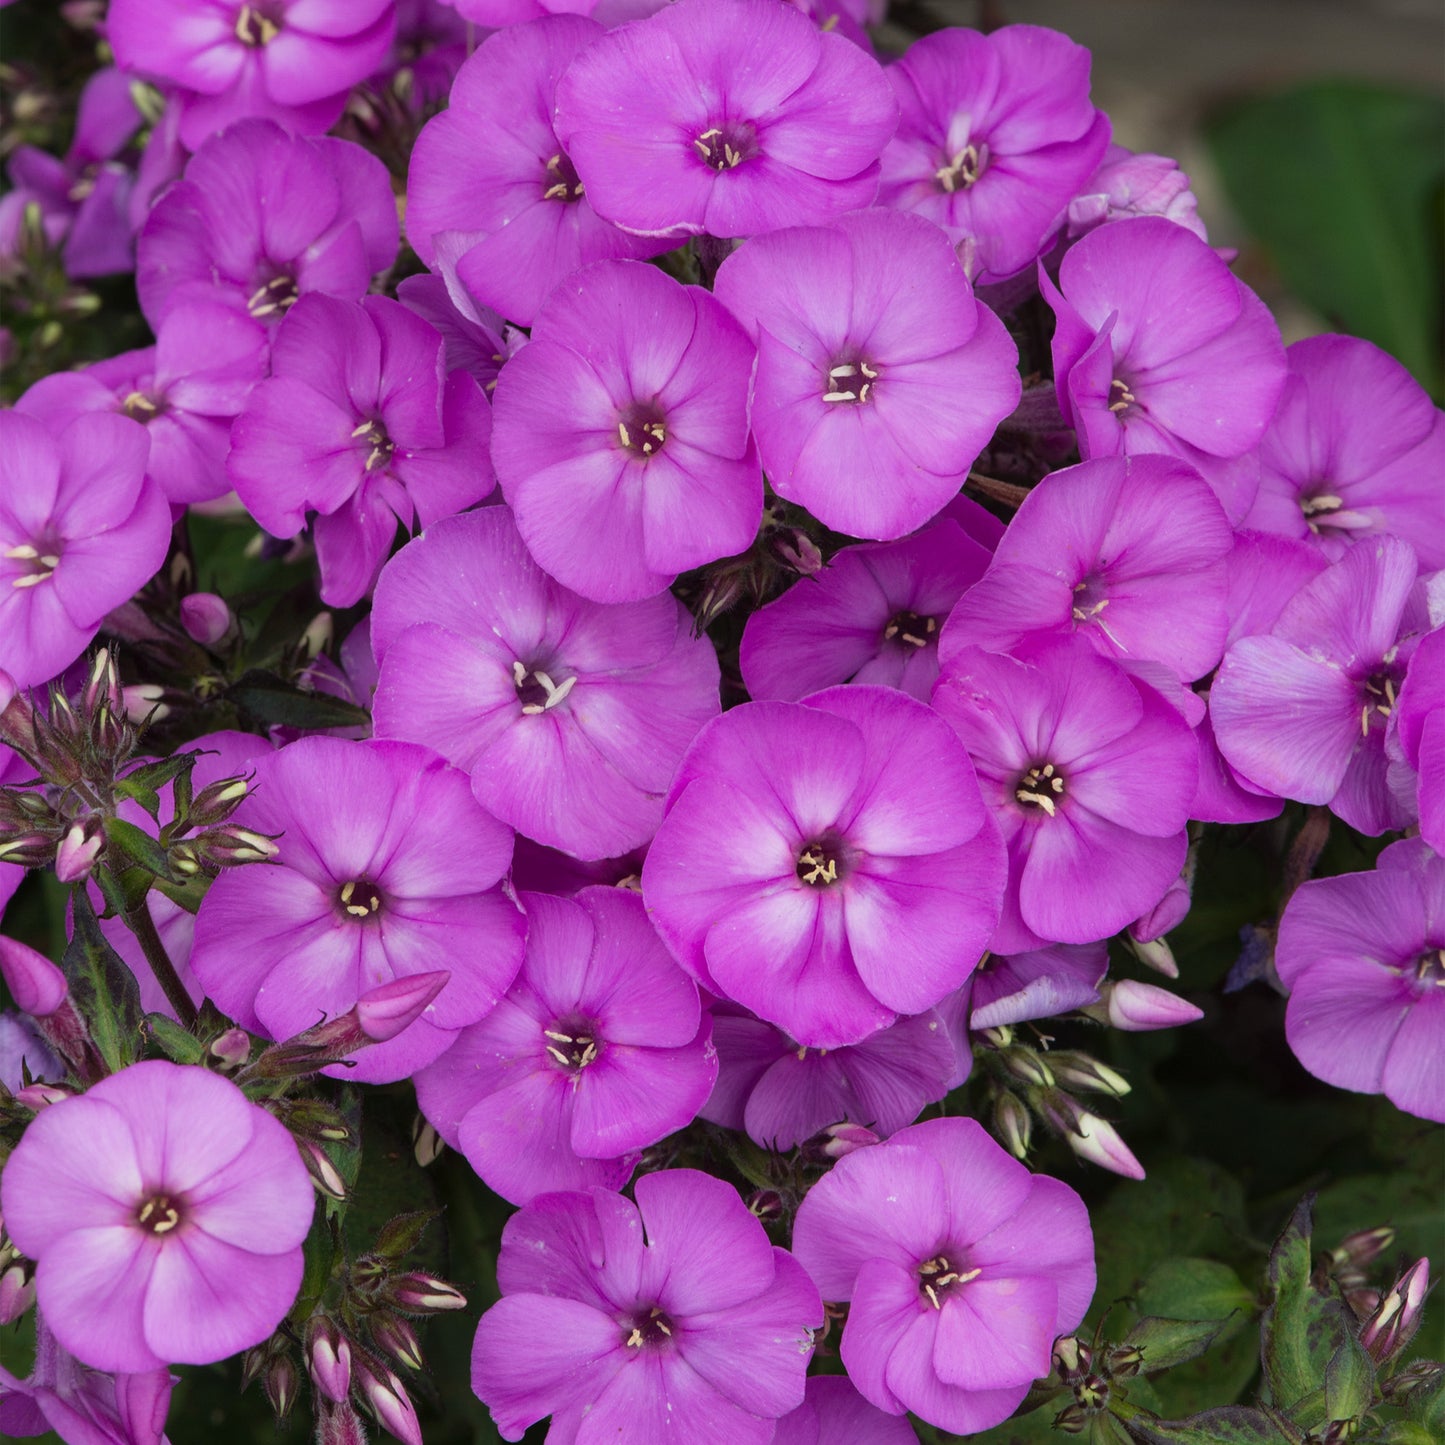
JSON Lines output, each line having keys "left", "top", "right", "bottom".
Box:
{"left": 189, "top": 737, "right": 526, "bottom": 1083}
{"left": 1277, "top": 837, "right": 1444, "bottom": 1124}
{"left": 370, "top": 508, "right": 720, "bottom": 859}
{"left": 933, "top": 635, "right": 1197, "bottom": 954}
{"left": 414, "top": 887, "right": 715, "bottom": 1204}
{"left": 714, "top": 208, "right": 1021, "bottom": 539}
{"left": 405, "top": 17, "right": 673, "bottom": 327}
{"left": 965, "top": 941, "right": 1107, "bottom": 1030}
{"left": 491, "top": 259, "right": 761, "bottom": 602}
{"left": 741, "top": 511, "right": 993, "bottom": 703}
{"left": 1241, "top": 335, "right": 1445, "bottom": 569}
{"left": 1041, "top": 215, "right": 1286, "bottom": 522}
{"left": 1389, "top": 627, "right": 1444, "bottom": 854}
{"left": 791, "top": 1116, "right": 1094, "bottom": 1434}
{"left": 642, "top": 684, "right": 1005, "bottom": 1049}
{"left": 107, "top": 0, "right": 396, "bottom": 151}
{"left": 471, "top": 1170, "right": 822, "bottom": 1442}
{"left": 0, "top": 412, "right": 169, "bottom": 689}
{"left": 878, "top": 25, "right": 1110, "bottom": 283}
{"left": 228, "top": 293, "right": 493, "bottom": 607}
{"left": 553, "top": 0, "right": 897, "bottom": 239}
{"left": 0, "top": 1061, "right": 313, "bottom": 1373}
{"left": 136, "top": 120, "right": 397, "bottom": 333}
{"left": 773, "top": 1375, "right": 920, "bottom": 1445}
{"left": 1066, "top": 143, "right": 1208, "bottom": 241}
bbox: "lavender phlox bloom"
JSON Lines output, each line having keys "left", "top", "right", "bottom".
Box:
{"left": 642, "top": 684, "right": 1005, "bottom": 1049}
{"left": 444, "top": 0, "right": 667, "bottom": 23}
{"left": 715, "top": 208, "right": 1021, "bottom": 540}
{"left": 0, "top": 1311, "right": 172, "bottom": 1445}
{"left": 792, "top": 1116, "right": 1094, "bottom": 1434}
{"left": 414, "top": 887, "right": 716, "bottom": 1204}
{"left": 1276, "top": 837, "right": 1444, "bottom": 1123}
{"left": 16, "top": 299, "right": 268, "bottom": 508}
{"left": 189, "top": 737, "right": 525, "bottom": 1083}
{"left": 370, "top": 508, "right": 721, "bottom": 859}
{"left": 395, "top": 268, "right": 513, "bottom": 393}
{"left": 742, "top": 513, "right": 992, "bottom": 703}
{"left": 1240, "top": 335, "right": 1445, "bottom": 570}
{"left": 471, "top": 1170, "right": 822, "bottom": 1442}
{"left": 1041, "top": 216, "right": 1286, "bottom": 523}
{"left": 0, "top": 411, "right": 169, "bottom": 689}
{"left": 878, "top": 25, "right": 1110, "bottom": 284}
{"left": 773, "top": 1375, "right": 919, "bottom": 1445}
{"left": 107, "top": 0, "right": 397, "bottom": 151}
{"left": 136, "top": 120, "right": 398, "bottom": 333}
{"left": 1211, "top": 536, "right": 1426, "bottom": 835}
{"left": 0, "top": 1061, "right": 314, "bottom": 1372}
{"left": 1066, "top": 143, "right": 1208, "bottom": 241}
{"left": 699, "top": 1002, "right": 956, "bottom": 1150}
{"left": 933, "top": 635, "right": 1197, "bottom": 954}
{"left": 1389, "top": 626, "right": 1444, "bottom": 853}
{"left": 405, "top": 17, "right": 673, "bottom": 327}
{"left": 228, "top": 293, "right": 494, "bottom": 607}
{"left": 553, "top": 0, "right": 897, "bottom": 239}
{"left": 375, "top": 0, "right": 470, "bottom": 113}
{"left": 126, "top": 101, "right": 186, "bottom": 237}
{"left": 298, "top": 618, "right": 379, "bottom": 738}
{"left": 492, "top": 259, "right": 762, "bottom": 601}
{"left": 966, "top": 942, "right": 1107, "bottom": 1031}
{"left": 941, "top": 454, "right": 1234, "bottom": 684}
{"left": 0, "top": 68, "right": 142, "bottom": 280}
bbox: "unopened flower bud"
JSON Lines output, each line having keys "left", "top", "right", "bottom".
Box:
{"left": 1102, "top": 979, "right": 1203, "bottom": 1032}
{"left": 360, "top": 1366, "right": 422, "bottom": 1445}
{"left": 0, "top": 936, "right": 67, "bottom": 1017}
{"left": 1105, "top": 1344, "right": 1144, "bottom": 1378}
{"left": 0, "top": 831, "right": 60, "bottom": 868}
{"left": 771, "top": 527, "right": 824, "bottom": 577}
{"left": 16, "top": 1082, "right": 73, "bottom": 1109}
{"left": 0, "top": 1260, "right": 35, "bottom": 1325}
{"left": 317, "top": 1398, "right": 369, "bottom": 1445}
{"left": 1124, "top": 932, "right": 1179, "bottom": 979}
{"left": 1360, "top": 1258, "right": 1429, "bottom": 1366}
{"left": 385, "top": 1272, "right": 467, "bottom": 1314}
{"left": 81, "top": 649, "right": 124, "bottom": 717}
{"left": 372, "top": 1312, "right": 423, "bottom": 1372}
{"left": 1053, "top": 1403, "right": 1090, "bottom": 1434}
{"left": 746, "top": 1190, "right": 784, "bottom": 1222}
{"left": 1044, "top": 1095, "right": 1145, "bottom": 1180}
{"left": 356, "top": 972, "right": 449, "bottom": 1043}
{"left": 180, "top": 592, "right": 235, "bottom": 647}
{"left": 264, "top": 1350, "right": 300, "bottom": 1420}
{"left": 300, "top": 1139, "right": 348, "bottom": 1200}
{"left": 306, "top": 1317, "right": 353, "bottom": 1403}
{"left": 1049, "top": 1051, "right": 1131, "bottom": 1098}
{"left": 168, "top": 841, "right": 202, "bottom": 876}
{"left": 195, "top": 824, "right": 279, "bottom": 867}
{"left": 1053, "top": 1335, "right": 1085, "bottom": 1380}
{"left": 186, "top": 774, "right": 250, "bottom": 829}
{"left": 411, "top": 1115, "right": 444, "bottom": 1167}
{"left": 993, "top": 1090, "right": 1032, "bottom": 1159}
{"left": 1333, "top": 1226, "right": 1396, "bottom": 1271}
{"left": 1383, "top": 1359, "right": 1445, "bottom": 1405}
{"left": 301, "top": 612, "right": 335, "bottom": 661}
{"left": 121, "top": 684, "right": 170, "bottom": 725}
{"left": 809, "top": 1121, "right": 880, "bottom": 1162}
{"left": 1000, "top": 1045, "right": 1054, "bottom": 1089}
{"left": 54, "top": 820, "right": 102, "bottom": 883}
{"left": 210, "top": 1027, "right": 251, "bottom": 1070}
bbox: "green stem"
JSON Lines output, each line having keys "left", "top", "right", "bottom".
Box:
{"left": 124, "top": 897, "right": 198, "bottom": 1029}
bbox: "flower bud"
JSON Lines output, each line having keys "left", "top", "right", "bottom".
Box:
{"left": 385, "top": 1272, "right": 467, "bottom": 1314}
{"left": 185, "top": 775, "right": 250, "bottom": 829}
{"left": 1332, "top": 1226, "right": 1396, "bottom": 1271}
{"left": 1360, "top": 1258, "right": 1429, "bottom": 1366}
{"left": 1048, "top": 1051, "right": 1131, "bottom": 1098}
{"left": 300, "top": 1139, "right": 348, "bottom": 1200}
{"left": 209, "top": 1027, "right": 252, "bottom": 1070}
{"left": 0, "top": 1260, "right": 35, "bottom": 1325}
{"left": 809, "top": 1121, "right": 880, "bottom": 1162}
{"left": 180, "top": 593, "right": 235, "bottom": 647}
{"left": 1053, "top": 1403, "right": 1090, "bottom": 1434}
{"left": 746, "top": 1190, "right": 784, "bottom": 1222}
{"left": 372, "top": 1312, "right": 423, "bottom": 1372}
{"left": 1124, "top": 932, "right": 1179, "bottom": 979}
{"left": 54, "top": 820, "right": 103, "bottom": 883}
{"left": 301, "top": 612, "right": 335, "bottom": 661}
{"left": 16, "top": 1082, "right": 73, "bottom": 1110}
{"left": 121, "top": 684, "right": 170, "bottom": 725}
{"left": 1000, "top": 1045, "right": 1054, "bottom": 1089}
{"left": 411, "top": 1114, "right": 444, "bottom": 1168}
{"left": 0, "top": 936, "right": 67, "bottom": 1017}
{"left": 356, "top": 972, "right": 450, "bottom": 1043}
{"left": 359, "top": 1366, "right": 422, "bottom": 1445}
{"left": 0, "top": 831, "right": 60, "bottom": 868}
{"left": 1044, "top": 1094, "right": 1146, "bottom": 1180}
{"left": 264, "top": 1350, "right": 300, "bottom": 1421}
{"left": 1053, "top": 1335, "right": 1086, "bottom": 1380}
{"left": 81, "top": 649, "right": 124, "bottom": 718}
{"left": 317, "top": 1398, "right": 369, "bottom": 1445}
{"left": 194, "top": 824, "right": 279, "bottom": 868}
{"left": 306, "top": 1317, "right": 353, "bottom": 1403}
{"left": 1102, "top": 979, "right": 1203, "bottom": 1032}
{"left": 993, "top": 1090, "right": 1032, "bottom": 1159}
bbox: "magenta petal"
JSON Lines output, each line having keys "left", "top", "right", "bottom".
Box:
{"left": 933, "top": 1274, "right": 1058, "bottom": 1389}
{"left": 1284, "top": 955, "right": 1410, "bottom": 1099}
{"left": 1381, "top": 992, "right": 1445, "bottom": 1124}
{"left": 837, "top": 1256, "right": 918, "bottom": 1416}
{"left": 38, "top": 1229, "right": 162, "bottom": 1373}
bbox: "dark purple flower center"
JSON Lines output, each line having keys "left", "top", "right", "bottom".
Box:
{"left": 512, "top": 660, "right": 576, "bottom": 715}
{"left": 617, "top": 402, "right": 668, "bottom": 458}
{"left": 692, "top": 120, "right": 758, "bottom": 172}
{"left": 247, "top": 271, "right": 299, "bottom": 320}
{"left": 1360, "top": 663, "right": 1401, "bottom": 735}
{"left": 935, "top": 141, "right": 990, "bottom": 193}
{"left": 353, "top": 418, "right": 395, "bottom": 473}
{"left": 235, "top": 2, "right": 282, "bottom": 47}
{"left": 1411, "top": 948, "right": 1445, "bottom": 987}
{"left": 796, "top": 832, "right": 847, "bottom": 888}
{"left": 883, "top": 610, "right": 937, "bottom": 649}
{"left": 623, "top": 1305, "right": 676, "bottom": 1350}
{"left": 1107, "top": 378, "right": 1137, "bottom": 416}
{"left": 1072, "top": 576, "right": 1111, "bottom": 625}
{"left": 543, "top": 1020, "right": 602, "bottom": 1072}
{"left": 917, "top": 1251, "right": 981, "bottom": 1309}
{"left": 1015, "top": 762, "right": 1066, "bottom": 817}
{"left": 822, "top": 357, "right": 880, "bottom": 405}
{"left": 338, "top": 879, "right": 384, "bottom": 920}
{"left": 541, "top": 151, "right": 584, "bottom": 204}
{"left": 1299, "top": 488, "right": 1371, "bottom": 539}
{"left": 136, "top": 1192, "right": 185, "bottom": 1236}
{"left": 5, "top": 535, "right": 63, "bottom": 589}
{"left": 121, "top": 389, "right": 165, "bottom": 423}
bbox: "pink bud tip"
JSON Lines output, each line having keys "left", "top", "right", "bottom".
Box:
{"left": 16, "top": 1083, "right": 72, "bottom": 1110}
{"left": 210, "top": 1027, "right": 252, "bottom": 1068}
{"left": 356, "top": 971, "right": 450, "bottom": 1042}
{"left": 0, "top": 1263, "right": 35, "bottom": 1325}
{"left": 0, "top": 936, "right": 67, "bottom": 1016}
{"left": 180, "top": 592, "right": 234, "bottom": 646}
{"left": 1105, "top": 979, "right": 1204, "bottom": 1032}
{"left": 54, "top": 822, "right": 102, "bottom": 883}
{"left": 361, "top": 1369, "right": 423, "bottom": 1445}
{"left": 1068, "top": 1109, "right": 1147, "bottom": 1180}
{"left": 306, "top": 1320, "right": 353, "bottom": 1403}
{"left": 818, "top": 1121, "right": 880, "bottom": 1159}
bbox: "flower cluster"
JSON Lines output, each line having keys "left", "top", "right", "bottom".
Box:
{"left": 0, "top": 2, "right": 1439, "bottom": 1443}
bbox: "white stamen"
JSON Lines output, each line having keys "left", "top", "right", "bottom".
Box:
{"left": 3, "top": 544, "right": 39, "bottom": 560}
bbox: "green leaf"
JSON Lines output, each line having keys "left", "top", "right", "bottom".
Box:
{"left": 143, "top": 1012, "right": 206, "bottom": 1065}
{"left": 1126, "top": 1316, "right": 1234, "bottom": 1374}
{"left": 151, "top": 872, "right": 213, "bottom": 915}
{"left": 1324, "top": 1335, "right": 1376, "bottom": 1424}
{"left": 94, "top": 862, "right": 156, "bottom": 917}
{"left": 226, "top": 669, "right": 370, "bottom": 731}
{"left": 114, "top": 752, "right": 197, "bottom": 821}
{"left": 1138, "top": 1260, "right": 1256, "bottom": 1328}
{"left": 103, "top": 816, "right": 175, "bottom": 881}
{"left": 63, "top": 886, "right": 143, "bottom": 1074}
{"left": 1127, "top": 1406, "right": 1291, "bottom": 1445}
{"left": 1207, "top": 82, "right": 1445, "bottom": 398}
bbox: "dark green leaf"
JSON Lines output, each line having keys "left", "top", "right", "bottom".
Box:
{"left": 63, "top": 886, "right": 143, "bottom": 1074}
{"left": 1127, "top": 1406, "right": 1290, "bottom": 1444}
{"left": 1138, "top": 1260, "right": 1256, "bottom": 1328}
{"left": 151, "top": 872, "right": 213, "bottom": 915}
{"left": 95, "top": 862, "right": 155, "bottom": 917}
{"left": 227, "top": 670, "right": 370, "bottom": 730}
{"left": 1126, "top": 1316, "right": 1234, "bottom": 1373}
{"left": 103, "top": 816, "right": 175, "bottom": 881}
{"left": 143, "top": 1012, "right": 206, "bottom": 1065}
{"left": 1323, "top": 1333, "right": 1376, "bottom": 1422}
{"left": 114, "top": 752, "right": 197, "bottom": 821}
{"left": 1207, "top": 82, "right": 1445, "bottom": 398}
